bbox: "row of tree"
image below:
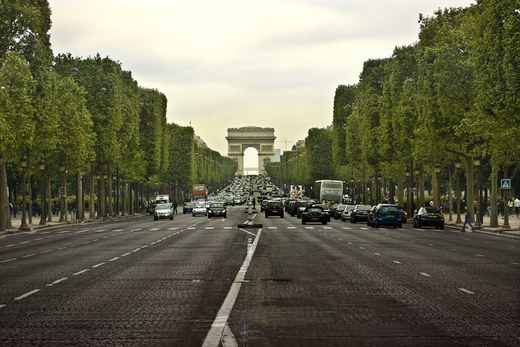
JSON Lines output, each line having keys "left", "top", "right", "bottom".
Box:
{"left": 266, "top": 1, "right": 519, "bottom": 227}
{"left": 0, "top": 1, "right": 236, "bottom": 229}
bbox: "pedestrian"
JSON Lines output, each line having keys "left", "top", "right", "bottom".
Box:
{"left": 461, "top": 206, "right": 475, "bottom": 232}
{"left": 507, "top": 199, "right": 513, "bottom": 216}
{"left": 514, "top": 197, "right": 520, "bottom": 218}
{"left": 173, "top": 200, "right": 178, "bottom": 214}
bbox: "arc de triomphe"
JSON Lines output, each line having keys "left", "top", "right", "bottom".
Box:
{"left": 226, "top": 127, "right": 276, "bottom": 175}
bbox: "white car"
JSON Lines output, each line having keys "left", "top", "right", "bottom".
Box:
{"left": 341, "top": 204, "right": 356, "bottom": 222}
{"left": 192, "top": 203, "right": 207, "bottom": 216}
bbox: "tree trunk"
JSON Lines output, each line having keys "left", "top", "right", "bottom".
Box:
{"left": 465, "top": 156, "right": 475, "bottom": 222}
{"left": 0, "top": 155, "right": 12, "bottom": 230}
{"left": 107, "top": 162, "right": 113, "bottom": 217}
{"left": 89, "top": 167, "right": 96, "bottom": 220}
{"left": 490, "top": 172, "right": 498, "bottom": 227}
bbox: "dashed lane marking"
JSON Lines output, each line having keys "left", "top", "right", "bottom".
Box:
{"left": 268, "top": 227, "right": 277, "bottom": 229}
{"left": 374, "top": 253, "right": 381, "bottom": 256}
{"left": 458, "top": 288, "right": 475, "bottom": 294}
{"left": 47, "top": 278, "right": 67, "bottom": 287}
{"left": 206, "top": 227, "right": 215, "bottom": 230}
{"left": 224, "top": 227, "right": 233, "bottom": 229}
{"left": 476, "top": 254, "right": 485, "bottom": 257}
{"left": 0, "top": 304, "right": 6, "bottom": 309}
{"left": 15, "top": 289, "right": 41, "bottom": 301}
{"left": 420, "top": 272, "right": 431, "bottom": 277}
{"left": 92, "top": 263, "right": 105, "bottom": 268}
{"left": 287, "top": 227, "right": 296, "bottom": 229}
{"left": 73, "top": 269, "right": 89, "bottom": 276}
{"left": 393, "top": 260, "right": 402, "bottom": 264}
{"left": 510, "top": 262, "right": 519, "bottom": 265}
{"left": 108, "top": 257, "right": 120, "bottom": 262}
{"left": 304, "top": 226, "right": 314, "bottom": 229}
{"left": 22, "top": 254, "right": 36, "bottom": 258}
{"left": 0, "top": 258, "right": 16, "bottom": 263}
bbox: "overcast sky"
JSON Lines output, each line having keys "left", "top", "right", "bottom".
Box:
{"left": 48, "top": 0, "right": 474, "bottom": 170}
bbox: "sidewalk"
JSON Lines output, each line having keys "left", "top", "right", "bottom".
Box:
{"left": 443, "top": 213, "right": 520, "bottom": 237}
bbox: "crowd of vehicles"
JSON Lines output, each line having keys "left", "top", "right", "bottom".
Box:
{"left": 150, "top": 177, "right": 445, "bottom": 230}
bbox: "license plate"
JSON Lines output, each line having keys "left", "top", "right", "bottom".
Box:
{"left": 387, "top": 215, "right": 394, "bottom": 218}
{"left": 429, "top": 216, "right": 437, "bottom": 218}
{"left": 312, "top": 217, "right": 319, "bottom": 221}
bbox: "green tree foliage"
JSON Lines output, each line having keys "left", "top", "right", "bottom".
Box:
{"left": 305, "top": 128, "right": 334, "bottom": 184}
{"left": 332, "top": 85, "right": 356, "bottom": 166}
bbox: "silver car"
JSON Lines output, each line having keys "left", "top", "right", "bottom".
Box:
{"left": 154, "top": 203, "right": 173, "bottom": 220}
{"left": 192, "top": 202, "right": 207, "bottom": 216}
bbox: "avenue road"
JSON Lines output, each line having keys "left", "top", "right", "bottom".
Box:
{"left": 1, "top": 205, "right": 519, "bottom": 346}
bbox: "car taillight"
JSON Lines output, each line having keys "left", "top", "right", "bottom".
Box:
{"left": 377, "top": 213, "right": 382, "bottom": 218}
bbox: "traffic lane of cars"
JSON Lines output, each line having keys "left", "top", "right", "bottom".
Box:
{"left": 235, "top": 210, "right": 520, "bottom": 345}
{"left": 0, "top": 213, "right": 253, "bottom": 345}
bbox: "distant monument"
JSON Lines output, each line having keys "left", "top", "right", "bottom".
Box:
{"left": 226, "top": 127, "right": 276, "bottom": 175}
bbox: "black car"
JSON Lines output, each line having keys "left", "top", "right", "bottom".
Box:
{"left": 333, "top": 204, "right": 347, "bottom": 220}
{"left": 296, "top": 200, "right": 315, "bottom": 219}
{"left": 301, "top": 207, "right": 328, "bottom": 225}
{"left": 310, "top": 204, "right": 331, "bottom": 222}
{"left": 265, "top": 201, "right": 284, "bottom": 218}
{"left": 413, "top": 207, "right": 444, "bottom": 229}
{"left": 207, "top": 202, "right": 227, "bottom": 218}
{"left": 398, "top": 206, "right": 407, "bottom": 224}
{"left": 350, "top": 204, "right": 372, "bottom": 223}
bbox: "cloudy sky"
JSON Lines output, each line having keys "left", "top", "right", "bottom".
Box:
{"left": 48, "top": 0, "right": 474, "bottom": 169}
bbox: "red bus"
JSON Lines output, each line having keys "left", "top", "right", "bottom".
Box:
{"left": 192, "top": 184, "right": 207, "bottom": 201}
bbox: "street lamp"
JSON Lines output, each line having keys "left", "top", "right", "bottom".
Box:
{"left": 405, "top": 168, "right": 411, "bottom": 216}
{"left": 121, "top": 175, "right": 126, "bottom": 216}
{"left": 414, "top": 166, "right": 420, "bottom": 210}
{"left": 19, "top": 155, "right": 30, "bottom": 231}
{"left": 474, "top": 156, "right": 482, "bottom": 228}
{"left": 103, "top": 171, "right": 108, "bottom": 220}
{"left": 39, "top": 159, "right": 46, "bottom": 225}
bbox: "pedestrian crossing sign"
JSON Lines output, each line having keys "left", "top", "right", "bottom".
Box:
{"left": 501, "top": 179, "right": 511, "bottom": 190}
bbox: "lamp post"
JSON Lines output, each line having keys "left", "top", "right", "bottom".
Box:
{"left": 39, "top": 159, "right": 46, "bottom": 225}
{"left": 94, "top": 173, "right": 101, "bottom": 219}
{"left": 103, "top": 172, "right": 108, "bottom": 220}
{"left": 350, "top": 176, "right": 354, "bottom": 203}
{"left": 121, "top": 175, "right": 126, "bottom": 216}
{"left": 0, "top": 155, "right": 5, "bottom": 232}
{"left": 19, "top": 155, "right": 30, "bottom": 231}
{"left": 474, "top": 156, "right": 481, "bottom": 229}
{"left": 454, "top": 158, "right": 462, "bottom": 223}
{"left": 414, "top": 166, "right": 420, "bottom": 211}
{"left": 434, "top": 163, "right": 441, "bottom": 208}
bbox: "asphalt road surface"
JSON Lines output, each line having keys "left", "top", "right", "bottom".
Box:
{"left": 1, "top": 206, "right": 519, "bottom": 346}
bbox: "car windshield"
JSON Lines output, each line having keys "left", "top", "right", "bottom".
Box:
{"left": 379, "top": 206, "right": 399, "bottom": 212}
{"left": 268, "top": 202, "right": 282, "bottom": 207}
{"left": 425, "top": 207, "right": 441, "bottom": 213}
{"left": 307, "top": 208, "right": 321, "bottom": 213}
{"left": 210, "top": 203, "right": 224, "bottom": 208}
{"left": 356, "top": 205, "right": 372, "bottom": 210}
{"left": 345, "top": 205, "right": 355, "bottom": 211}
{"left": 156, "top": 203, "right": 170, "bottom": 210}
{"left": 186, "top": 202, "right": 195, "bottom": 207}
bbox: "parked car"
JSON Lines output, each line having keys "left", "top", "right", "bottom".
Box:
{"left": 310, "top": 204, "right": 331, "bottom": 222}
{"left": 301, "top": 207, "right": 328, "bottom": 225}
{"left": 183, "top": 202, "right": 195, "bottom": 214}
{"left": 341, "top": 204, "right": 356, "bottom": 222}
{"left": 207, "top": 202, "right": 227, "bottom": 218}
{"left": 265, "top": 201, "right": 284, "bottom": 218}
{"left": 413, "top": 207, "right": 445, "bottom": 229}
{"left": 154, "top": 203, "right": 173, "bottom": 220}
{"left": 350, "top": 204, "right": 372, "bottom": 223}
{"left": 370, "top": 204, "right": 402, "bottom": 228}
{"left": 192, "top": 202, "right": 207, "bottom": 216}
{"left": 333, "top": 204, "right": 347, "bottom": 220}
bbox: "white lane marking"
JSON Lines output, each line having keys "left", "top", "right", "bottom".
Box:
{"left": 5, "top": 244, "right": 16, "bottom": 247}
{"left": 476, "top": 254, "right": 485, "bottom": 257}
{"left": 202, "top": 229, "right": 262, "bottom": 347}
{"left": 0, "top": 258, "right": 16, "bottom": 263}
{"left": 323, "top": 226, "right": 332, "bottom": 230}
{"left": 109, "top": 257, "right": 120, "bottom": 262}
{"left": 224, "top": 227, "right": 233, "bottom": 230}
{"left": 393, "top": 260, "right": 402, "bottom": 264}
{"left": 305, "top": 226, "right": 314, "bottom": 229}
{"left": 47, "top": 278, "right": 68, "bottom": 287}
{"left": 150, "top": 228, "right": 159, "bottom": 231}
{"left": 92, "top": 262, "right": 105, "bottom": 268}
{"left": 15, "top": 289, "right": 41, "bottom": 300}
{"left": 34, "top": 237, "right": 44, "bottom": 241}
{"left": 268, "top": 227, "right": 277, "bottom": 229}
{"left": 113, "top": 229, "right": 123, "bottom": 232}
{"left": 73, "top": 269, "right": 89, "bottom": 276}
{"left": 19, "top": 241, "right": 30, "bottom": 245}
{"left": 374, "top": 253, "right": 381, "bottom": 256}
{"left": 510, "top": 262, "right": 519, "bottom": 265}
{"left": 121, "top": 252, "right": 131, "bottom": 257}
{"left": 188, "top": 227, "right": 196, "bottom": 230}
{"left": 459, "top": 288, "right": 475, "bottom": 294}
{"left": 41, "top": 249, "right": 53, "bottom": 254}
{"left": 360, "top": 227, "right": 369, "bottom": 230}
{"left": 420, "top": 272, "right": 431, "bottom": 277}
{"left": 239, "top": 229, "right": 257, "bottom": 237}
{"left": 428, "top": 244, "right": 434, "bottom": 246}
{"left": 348, "top": 242, "right": 353, "bottom": 245}
{"left": 0, "top": 304, "right": 6, "bottom": 309}
{"left": 206, "top": 227, "right": 215, "bottom": 230}
{"left": 22, "top": 254, "right": 37, "bottom": 258}
{"left": 287, "top": 227, "right": 296, "bottom": 229}
{"left": 360, "top": 247, "right": 365, "bottom": 250}
{"left": 168, "top": 227, "right": 178, "bottom": 230}
{"left": 342, "top": 227, "right": 352, "bottom": 230}
{"left": 132, "top": 248, "right": 141, "bottom": 253}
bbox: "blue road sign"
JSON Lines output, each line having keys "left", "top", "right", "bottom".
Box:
{"left": 501, "top": 179, "right": 511, "bottom": 190}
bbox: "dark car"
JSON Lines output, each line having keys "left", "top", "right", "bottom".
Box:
{"left": 413, "top": 207, "right": 444, "bottom": 229}
{"left": 183, "top": 202, "right": 195, "bottom": 214}
{"left": 371, "top": 204, "right": 402, "bottom": 228}
{"left": 367, "top": 206, "right": 377, "bottom": 226}
{"left": 296, "top": 200, "right": 315, "bottom": 219}
{"left": 310, "top": 204, "right": 331, "bottom": 222}
{"left": 350, "top": 204, "right": 372, "bottom": 223}
{"left": 208, "top": 202, "right": 227, "bottom": 218}
{"left": 260, "top": 199, "right": 270, "bottom": 212}
{"left": 154, "top": 203, "right": 173, "bottom": 220}
{"left": 265, "top": 201, "right": 284, "bottom": 218}
{"left": 301, "top": 207, "right": 328, "bottom": 225}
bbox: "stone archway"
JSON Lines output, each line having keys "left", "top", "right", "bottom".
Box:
{"left": 226, "top": 127, "right": 276, "bottom": 175}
